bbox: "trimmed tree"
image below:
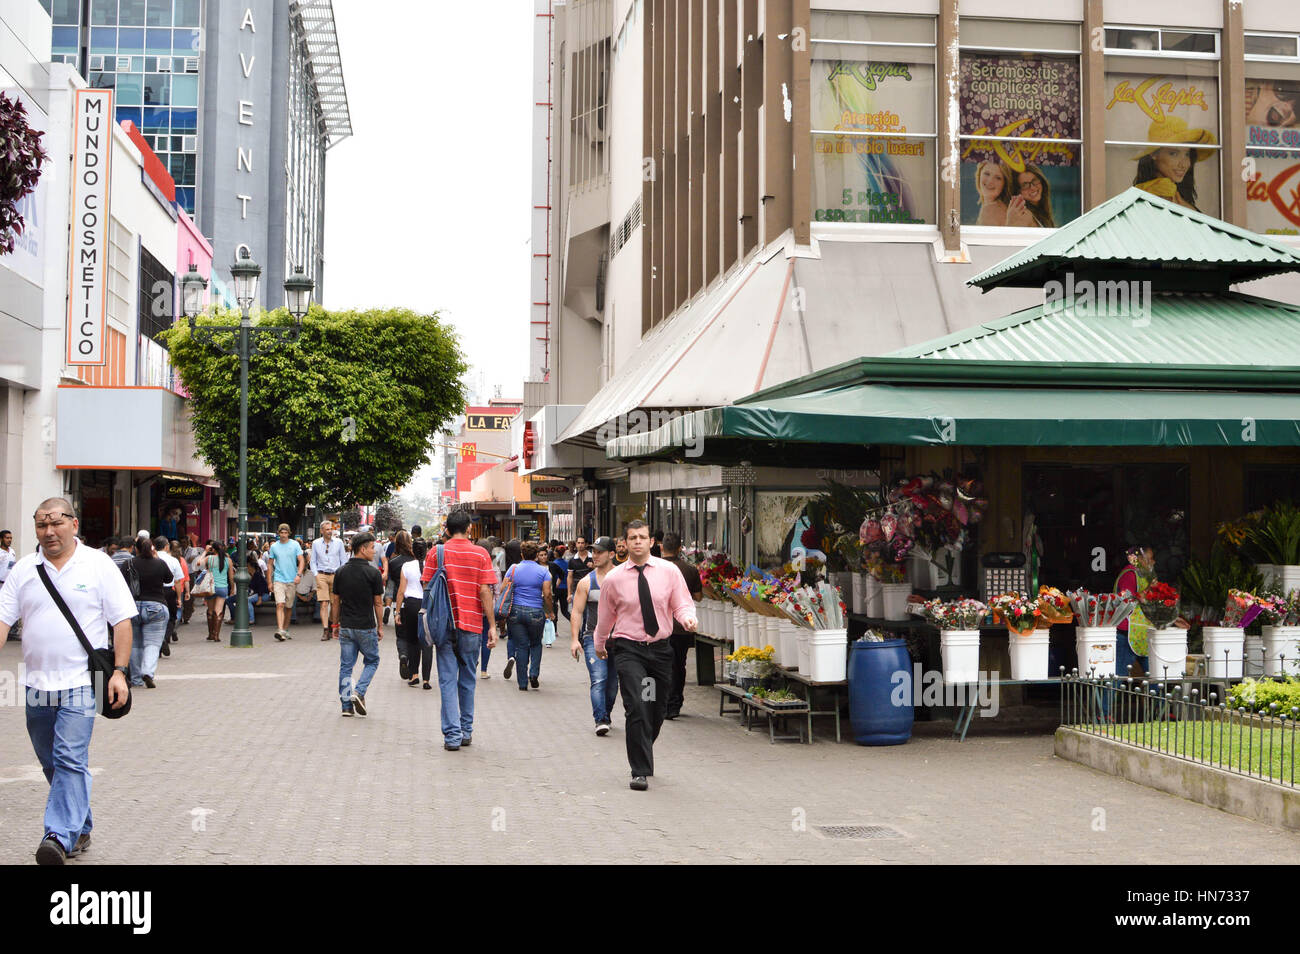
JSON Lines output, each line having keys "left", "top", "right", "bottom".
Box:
{"left": 162, "top": 306, "right": 468, "bottom": 527}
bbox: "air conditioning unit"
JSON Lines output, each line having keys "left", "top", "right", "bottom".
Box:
{"left": 117, "top": 57, "right": 132, "bottom": 71}
{"left": 89, "top": 55, "right": 105, "bottom": 71}
{"left": 157, "top": 57, "right": 171, "bottom": 72}
{"left": 185, "top": 57, "right": 199, "bottom": 73}
{"left": 182, "top": 135, "right": 197, "bottom": 151}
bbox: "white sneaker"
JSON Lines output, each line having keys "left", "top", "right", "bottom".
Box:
{"left": 595, "top": 721, "right": 611, "bottom": 736}
{"left": 479, "top": 671, "right": 491, "bottom": 679}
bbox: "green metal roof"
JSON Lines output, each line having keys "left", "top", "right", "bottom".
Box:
{"left": 605, "top": 385, "right": 1300, "bottom": 460}
{"left": 967, "top": 188, "right": 1300, "bottom": 290}
{"left": 889, "top": 291, "right": 1300, "bottom": 365}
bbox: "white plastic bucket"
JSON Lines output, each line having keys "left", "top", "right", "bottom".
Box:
{"left": 808, "top": 629, "right": 848, "bottom": 682}
{"left": 1262, "top": 625, "right": 1300, "bottom": 677}
{"left": 1007, "top": 630, "right": 1049, "bottom": 680}
{"left": 747, "top": 612, "right": 763, "bottom": 651}
{"left": 780, "top": 620, "right": 801, "bottom": 668}
{"left": 1256, "top": 564, "right": 1277, "bottom": 590}
{"left": 864, "top": 575, "right": 883, "bottom": 618}
{"left": 851, "top": 574, "right": 867, "bottom": 615}
{"left": 881, "top": 583, "right": 912, "bottom": 621}
{"left": 764, "top": 616, "right": 783, "bottom": 664}
{"left": 940, "top": 630, "right": 980, "bottom": 684}
{"left": 1075, "top": 626, "right": 1117, "bottom": 677}
{"left": 797, "top": 629, "right": 812, "bottom": 675}
{"left": 1146, "top": 629, "right": 1188, "bottom": 680}
{"left": 1203, "top": 626, "right": 1245, "bottom": 679}
{"left": 1277, "top": 565, "right": 1300, "bottom": 593}
{"left": 1244, "top": 634, "right": 1265, "bottom": 677}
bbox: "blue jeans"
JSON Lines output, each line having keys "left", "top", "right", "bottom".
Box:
{"left": 582, "top": 633, "right": 620, "bottom": 724}
{"left": 507, "top": 605, "right": 546, "bottom": 688}
{"left": 130, "top": 600, "right": 169, "bottom": 685}
{"left": 339, "top": 627, "right": 380, "bottom": 707}
{"left": 25, "top": 685, "right": 96, "bottom": 853}
{"left": 436, "top": 629, "right": 481, "bottom": 745}
{"left": 480, "top": 615, "right": 492, "bottom": 672}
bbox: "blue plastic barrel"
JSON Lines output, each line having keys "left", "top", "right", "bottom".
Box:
{"left": 847, "top": 638, "right": 914, "bottom": 745}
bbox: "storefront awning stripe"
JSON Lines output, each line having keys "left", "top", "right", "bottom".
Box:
{"left": 605, "top": 386, "right": 1300, "bottom": 458}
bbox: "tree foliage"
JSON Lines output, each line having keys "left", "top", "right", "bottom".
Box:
{"left": 162, "top": 305, "right": 468, "bottom": 525}
{"left": 374, "top": 497, "right": 404, "bottom": 533}
{"left": 0, "top": 92, "right": 49, "bottom": 255}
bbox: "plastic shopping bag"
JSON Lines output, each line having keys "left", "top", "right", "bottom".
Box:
{"left": 542, "top": 618, "right": 557, "bottom": 647}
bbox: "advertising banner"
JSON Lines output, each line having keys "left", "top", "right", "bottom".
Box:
{"left": 66, "top": 88, "right": 114, "bottom": 366}
{"left": 959, "top": 54, "right": 1082, "bottom": 227}
{"left": 811, "top": 53, "right": 935, "bottom": 224}
{"left": 1245, "top": 76, "right": 1300, "bottom": 235}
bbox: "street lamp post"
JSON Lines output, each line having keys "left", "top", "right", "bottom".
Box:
{"left": 181, "top": 254, "right": 315, "bottom": 648}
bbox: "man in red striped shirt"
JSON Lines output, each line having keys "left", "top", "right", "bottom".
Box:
{"left": 421, "top": 511, "right": 499, "bottom": 750}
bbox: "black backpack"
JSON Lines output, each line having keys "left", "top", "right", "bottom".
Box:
{"left": 121, "top": 558, "right": 141, "bottom": 600}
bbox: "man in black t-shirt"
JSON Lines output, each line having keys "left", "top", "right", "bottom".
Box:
{"left": 661, "top": 532, "right": 702, "bottom": 719}
{"left": 331, "top": 533, "right": 384, "bottom": 717}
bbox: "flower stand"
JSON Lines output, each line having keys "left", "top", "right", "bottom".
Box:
{"left": 1202, "top": 626, "right": 1245, "bottom": 679}
{"left": 1145, "top": 628, "right": 1188, "bottom": 680}
{"left": 1262, "top": 625, "right": 1300, "bottom": 677}
{"left": 1075, "top": 626, "right": 1117, "bottom": 677}
{"left": 1007, "top": 629, "right": 1049, "bottom": 680}
{"left": 940, "top": 630, "right": 980, "bottom": 684}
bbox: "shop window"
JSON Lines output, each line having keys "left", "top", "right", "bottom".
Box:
{"left": 811, "top": 12, "right": 937, "bottom": 226}
{"left": 959, "top": 20, "right": 1082, "bottom": 228}
{"left": 1245, "top": 468, "right": 1300, "bottom": 511}
{"left": 1104, "top": 27, "right": 1221, "bottom": 216}
{"left": 1244, "top": 34, "right": 1300, "bottom": 236}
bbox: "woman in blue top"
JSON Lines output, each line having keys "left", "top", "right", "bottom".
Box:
{"left": 502, "top": 540, "right": 554, "bottom": 691}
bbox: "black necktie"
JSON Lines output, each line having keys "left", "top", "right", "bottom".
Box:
{"left": 634, "top": 565, "right": 658, "bottom": 637}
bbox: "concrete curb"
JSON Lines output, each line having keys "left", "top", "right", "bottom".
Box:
{"left": 1055, "top": 727, "right": 1300, "bottom": 831}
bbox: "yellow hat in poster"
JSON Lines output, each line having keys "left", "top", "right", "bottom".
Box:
{"left": 1131, "top": 117, "right": 1217, "bottom": 160}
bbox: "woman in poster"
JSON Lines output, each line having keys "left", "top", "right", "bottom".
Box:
{"left": 973, "top": 160, "right": 1013, "bottom": 226}
{"left": 1131, "top": 118, "right": 1216, "bottom": 212}
{"left": 1246, "top": 79, "right": 1299, "bottom": 129}
{"left": 1007, "top": 164, "right": 1057, "bottom": 228}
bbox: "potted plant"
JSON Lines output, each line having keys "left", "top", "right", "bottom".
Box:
{"left": 922, "top": 597, "right": 988, "bottom": 684}
{"left": 726, "top": 644, "right": 776, "bottom": 689}
{"left": 1245, "top": 503, "right": 1300, "bottom": 593}
{"left": 1203, "top": 589, "right": 1262, "bottom": 679}
{"left": 1067, "top": 590, "right": 1136, "bottom": 677}
{"left": 1257, "top": 589, "right": 1300, "bottom": 677}
{"left": 1138, "top": 582, "right": 1187, "bottom": 679}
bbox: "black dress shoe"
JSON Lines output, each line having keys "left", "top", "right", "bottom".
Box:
{"left": 629, "top": 776, "right": 649, "bottom": 791}
{"left": 142, "top": 675, "right": 156, "bottom": 688}
{"left": 35, "top": 835, "right": 66, "bottom": 865}
{"left": 529, "top": 676, "right": 539, "bottom": 688}
{"left": 444, "top": 741, "right": 460, "bottom": 751}
{"left": 159, "top": 641, "right": 170, "bottom": 657}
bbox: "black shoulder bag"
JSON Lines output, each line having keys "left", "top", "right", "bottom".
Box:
{"left": 35, "top": 563, "right": 132, "bottom": 719}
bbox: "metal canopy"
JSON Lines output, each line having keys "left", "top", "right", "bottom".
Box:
{"left": 291, "top": 0, "right": 353, "bottom": 148}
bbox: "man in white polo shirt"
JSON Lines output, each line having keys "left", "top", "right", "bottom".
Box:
{"left": 0, "top": 497, "right": 136, "bottom": 865}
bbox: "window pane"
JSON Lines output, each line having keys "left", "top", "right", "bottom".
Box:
{"left": 812, "top": 136, "right": 936, "bottom": 224}
{"left": 115, "top": 74, "right": 143, "bottom": 106}
{"left": 169, "top": 108, "right": 196, "bottom": 132}
{"left": 52, "top": 0, "right": 80, "bottom": 25}
{"left": 960, "top": 53, "right": 1081, "bottom": 140}
{"left": 961, "top": 156, "right": 1079, "bottom": 226}
{"left": 91, "top": 28, "right": 117, "bottom": 54}
{"left": 146, "top": 28, "right": 171, "bottom": 55}
{"left": 115, "top": 106, "right": 143, "bottom": 127}
{"left": 142, "top": 106, "right": 169, "bottom": 136}
{"left": 118, "top": 26, "right": 144, "bottom": 51}
{"left": 143, "top": 74, "right": 170, "bottom": 105}
{"left": 147, "top": 0, "right": 171, "bottom": 26}
{"left": 119, "top": 0, "right": 146, "bottom": 26}
{"left": 171, "top": 74, "right": 198, "bottom": 107}
{"left": 1161, "top": 31, "right": 1216, "bottom": 55}
{"left": 1105, "top": 145, "right": 1220, "bottom": 215}
{"left": 89, "top": 71, "right": 116, "bottom": 91}
{"left": 90, "top": 0, "right": 116, "bottom": 26}
{"left": 961, "top": 18, "right": 1080, "bottom": 52}
{"left": 174, "top": 0, "right": 201, "bottom": 27}
{"left": 1245, "top": 67, "right": 1300, "bottom": 235}
{"left": 1246, "top": 34, "right": 1299, "bottom": 59}
{"left": 1104, "top": 65, "right": 1220, "bottom": 142}
{"left": 175, "top": 28, "right": 201, "bottom": 54}
{"left": 52, "top": 25, "right": 79, "bottom": 53}
{"left": 813, "top": 49, "right": 937, "bottom": 136}
{"left": 1106, "top": 29, "right": 1159, "bottom": 52}
{"left": 812, "top": 11, "right": 933, "bottom": 44}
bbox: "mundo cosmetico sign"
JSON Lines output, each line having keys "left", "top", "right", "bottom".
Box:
{"left": 66, "top": 89, "right": 114, "bottom": 367}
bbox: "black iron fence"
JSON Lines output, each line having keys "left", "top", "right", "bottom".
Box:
{"left": 1059, "top": 670, "right": 1299, "bottom": 789}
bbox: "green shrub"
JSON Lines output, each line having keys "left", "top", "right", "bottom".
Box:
{"left": 1228, "top": 677, "right": 1300, "bottom": 715}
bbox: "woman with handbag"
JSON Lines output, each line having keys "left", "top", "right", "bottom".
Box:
{"left": 502, "top": 541, "right": 554, "bottom": 690}
{"left": 203, "top": 543, "right": 235, "bottom": 642}
{"left": 128, "top": 536, "right": 173, "bottom": 688}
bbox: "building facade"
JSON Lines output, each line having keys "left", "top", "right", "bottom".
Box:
{"left": 519, "top": 0, "right": 1300, "bottom": 545}
{"left": 41, "top": 0, "right": 350, "bottom": 304}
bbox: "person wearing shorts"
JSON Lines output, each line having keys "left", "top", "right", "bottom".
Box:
{"left": 311, "top": 521, "right": 347, "bottom": 640}
{"left": 268, "top": 523, "right": 304, "bottom": 642}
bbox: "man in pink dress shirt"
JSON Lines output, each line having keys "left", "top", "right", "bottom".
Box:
{"left": 594, "top": 520, "right": 697, "bottom": 791}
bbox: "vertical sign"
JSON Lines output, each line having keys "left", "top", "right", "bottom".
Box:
{"left": 66, "top": 88, "right": 113, "bottom": 366}
{"left": 459, "top": 443, "right": 478, "bottom": 462}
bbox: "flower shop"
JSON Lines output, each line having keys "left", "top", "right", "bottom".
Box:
{"left": 610, "top": 189, "right": 1300, "bottom": 744}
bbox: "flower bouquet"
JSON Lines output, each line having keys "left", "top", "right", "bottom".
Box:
{"left": 698, "top": 553, "right": 740, "bottom": 601}
{"left": 778, "top": 582, "right": 847, "bottom": 630}
{"left": 1137, "top": 582, "right": 1181, "bottom": 629}
{"left": 919, "top": 598, "right": 989, "bottom": 631}
{"left": 1035, "top": 586, "right": 1074, "bottom": 628}
{"left": 725, "top": 644, "right": 776, "bottom": 687}
{"left": 1066, "top": 590, "right": 1137, "bottom": 627}
{"left": 1255, "top": 589, "right": 1300, "bottom": 627}
{"left": 1222, "top": 589, "right": 1264, "bottom": 628}
{"left": 998, "top": 594, "right": 1042, "bottom": 636}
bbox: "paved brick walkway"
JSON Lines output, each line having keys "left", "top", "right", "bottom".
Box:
{"left": 1, "top": 618, "right": 1297, "bottom": 864}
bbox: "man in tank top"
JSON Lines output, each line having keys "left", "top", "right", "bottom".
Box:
{"left": 568, "top": 535, "right": 619, "bottom": 736}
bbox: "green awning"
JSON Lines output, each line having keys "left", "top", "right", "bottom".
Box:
{"left": 605, "top": 385, "right": 1300, "bottom": 461}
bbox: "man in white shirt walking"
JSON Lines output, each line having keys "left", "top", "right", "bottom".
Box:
{"left": 311, "top": 520, "right": 347, "bottom": 640}
{"left": 0, "top": 498, "right": 136, "bottom": 865}
{"left": 0, "top": 529, "right": 15, "bottom": 591}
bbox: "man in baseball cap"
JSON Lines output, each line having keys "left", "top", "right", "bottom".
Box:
{"left": 568, "top": 536, "right": 619, "bottom": 735}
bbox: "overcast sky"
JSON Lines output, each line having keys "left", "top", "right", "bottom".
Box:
{"left": 322, "top": 0, "right": 535, "bottom": 496}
